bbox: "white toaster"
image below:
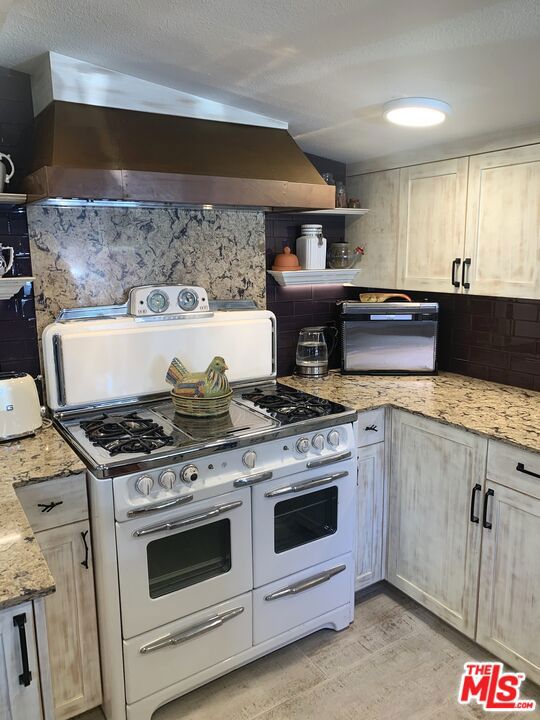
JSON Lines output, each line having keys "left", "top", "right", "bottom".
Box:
{"left": 0, "top": 372, "right": 42, "bottom": 441}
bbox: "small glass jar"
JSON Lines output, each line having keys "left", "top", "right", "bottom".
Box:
{"left": 328, "top": 242, "right": 354, "bottom": 269}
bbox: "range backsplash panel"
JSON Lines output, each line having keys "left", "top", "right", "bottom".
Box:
{"left": 27, "top": 206, "right": 266, "bottom": 335}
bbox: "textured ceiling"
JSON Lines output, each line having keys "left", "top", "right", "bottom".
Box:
{"left": 1, "top": 0, "right": 540, "bottom": 163}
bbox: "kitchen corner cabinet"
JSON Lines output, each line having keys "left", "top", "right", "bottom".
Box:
{"left": 346, "top": 169, "right": 400, "bottom": 289}
{"left": 0, "top": 601, "right": 43, "bottom": 719}
{"left": 355, "top": 441, "right": 385, "bottom": 590}
{"left": 396, "top": 158, "right": 469, "bottom": 293}
{"left": 387, "top": 411, "right": 487, "bottom": 637}
{"left": 464, "top": 145, "right": 540, "bottom": 299}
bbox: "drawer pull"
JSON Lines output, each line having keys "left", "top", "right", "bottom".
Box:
{"left": 265, "top": 564, "right": 346, "bottom": 601}
{"left": 265, "top": 471, "right": 348, "bottom": 498}
{"left": 482, "top": 488, "right": 494, "bottom": 530}
{"left": 365, "top": 424, "right": 378, "bottom": 432}
{"left": 133, "top": 500, "right": 243, "bottom": 537}
{"left": 234, "top": 471, "right": 273, "bottom": 487}
{"left": 139, "top": 606, "right": 244, "bottom": 654}
{"left": 127, "top": 494, "right": 194, "bottom": 518}
{"left": 470, "top": 483, "right": 482, "bottom": 524}
{"left": 306, "top": 451, "right": 352, "bottom": 469}
{"left": 37, "top": 500, "right": 63, "bottom": 513}
{"left": 13, "top": 613, "right": 32, "bottom": 687}
{"left": 80, "top": 530, "right": 90, "bottom": 569}
{"left": 516, "top": 462, "right": 540, "bottom": 480}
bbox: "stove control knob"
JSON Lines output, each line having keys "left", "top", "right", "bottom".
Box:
{"left": 242, "top": 450, "right": 257, "bottom": 469}
{"left": 135, "top": 475, "right": 154, "bottom": 496}
{"left": 312, "top": 433, "right": 325, "bottom": 451}
{"left": 327, "top": 430, "right": 340, "bottom": 448}
{"left": 158, "top": 469, "right": 176, "bottom": 490}
{"left": 296, "top": 437, "right": 310, "bottom": 454}
{"left": 181, "top": 465, "right": 199, "bottom": 484}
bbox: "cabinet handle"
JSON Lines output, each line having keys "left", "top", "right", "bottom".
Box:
{"left": 451, "top": 258, "right": 461, "bottom": 287}
{"left": 80, "top": 530, "right": 90, "bottom": 569}
{"left": 37, "top": 500, "right": 63, "bottom": 513}
{"left": 461, "top": 258, "right": 471, "bottom": 289}
{"left": 365, "top": 424, "right": 378, "bottom": 432}
{"left": 516, "top": 462, "right": 540, "bottom": 479}
{"left": 470, "top": 483, "right": 482, "bottom": 523}
{"left": 482, "top": 488, "right": 494, "bottom": 530}
{"left": 13, "top": 613, "right": 32, "bottom": 687}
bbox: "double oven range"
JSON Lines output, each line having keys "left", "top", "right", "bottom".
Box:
{"left": 42, "top": 286, "right": 358, "bottom": 720}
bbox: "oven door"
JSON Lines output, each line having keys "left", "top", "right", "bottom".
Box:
{"left": 116, "top": 487, "right": 252, "bottom": 638}
{"left": 252, "top": 458, "right": 356, "bottom": 587}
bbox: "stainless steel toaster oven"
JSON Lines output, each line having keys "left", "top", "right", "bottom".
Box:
{"left": 339, "top": 302, "right": 438, "bottom": 375}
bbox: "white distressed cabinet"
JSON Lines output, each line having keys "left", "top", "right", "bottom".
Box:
{"left": 0, "top": 602, "right": 43, "bottom": 720}
{"left": 355, "top": 441, "right": 385, "bottom": 590}
{"left": 464, "top": 145, "right": 540, "bottom": 298}
{"left": 387, "top": 410, "right": 487, "bottom": 637}
{"left": 396, "top": 158, "right": 469, "bottom": 293}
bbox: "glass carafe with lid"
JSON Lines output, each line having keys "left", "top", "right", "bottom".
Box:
{"left": 295, "top": 326, "right": 331, "bottom": 377}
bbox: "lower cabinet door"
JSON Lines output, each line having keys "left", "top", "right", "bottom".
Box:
{"left": 37, "top": 520, "right": 102, "bottom": 720}
{"left": 387, "top": 411, "right": 487, "bottom": 637}
{"left": 0, "top": 602, "right": 42, "bottom": 720}
{"left": 476, "top": 482, "right": 540, "bottom": 684}
{"left": 356, "top": 442, "right": 385, "bottom": 590}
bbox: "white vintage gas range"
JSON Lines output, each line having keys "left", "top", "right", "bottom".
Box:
{"left": 42, "top": 285, "right": 358, "bottom": 720}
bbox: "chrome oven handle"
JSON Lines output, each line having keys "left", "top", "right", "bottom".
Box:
{"left": 132, "top": 500, "right": 243, "bottom": 537}
{"left": 127, "top": 494, "right": 194, "bottom": 517}
{"left": 139, "top": 606, "right": 244, "bottom": 654}
{"left": 265, "top": 564, "right": 346, "bottom": 601}
{"left": 264, "top": 471, "right": 348, "bottom": 498}
{"left": 233, "top": 471, "right": 273, "bottom": 487}
{"left": 306, "top": 451, "right": 352, "bottom": 469}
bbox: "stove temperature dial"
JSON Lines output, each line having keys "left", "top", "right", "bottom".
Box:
{"left": 327, "top": 430, "right": 340, "bottom": 448}
{"left": 135, "top": 475, "right": 154, "bottom": 496}
{"left": 158, "top": 469, "right": 176, "bottom": 490}
{"left": 181, "top": 465, "right": 199, "bottom": 484}
{"left": 242, "top": 450, "right": 257, "bottom": 469}
{"left": 296, "top": 437, "right": 310, "bottom": 454}
{"left": 312, "top": 433, "right": 325, "bottom": 451}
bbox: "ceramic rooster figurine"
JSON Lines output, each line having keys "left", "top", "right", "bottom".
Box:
{"left": 166, "top": 356, "right": 231, "bottom": 398}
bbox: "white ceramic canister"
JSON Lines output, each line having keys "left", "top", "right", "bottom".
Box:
{"left": 295, "top": 224, "right": 327, "bottom": 270}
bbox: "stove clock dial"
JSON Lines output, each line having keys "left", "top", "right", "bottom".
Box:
{"left": 158, "top": 469, "right": 176, "bottom": 490}
{"left": 242, "top": 450, "right": 257, "bottom": 469}
{"left": 181, "top": 464, "right": 199, "bottom": 484}
{"left": 312, "top": 434, "right": 325, "bottom": 451}
{"left": 135, "top": 475, "right": 154, "bottom": 496}
{"left": 147, "top": 289, "right": 170, "bottom": 314}
{"left": 327, "top": 430, "right": 340, "bottom": 447}
{"left": 296, "top": 437, "right": 310, "bottom": 454}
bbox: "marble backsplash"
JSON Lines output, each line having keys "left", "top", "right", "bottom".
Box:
{"left": 26, "top": 206, "right": 266, "bottom": 335}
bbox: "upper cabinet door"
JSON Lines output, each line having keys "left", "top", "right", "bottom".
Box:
{"left": 397, "top": 158, "right": 468, "bottom": 292}
{"left": 346, "top": 169, "right": 400, "bottom": 289}
{"left": 464, "top": 145, "right": 540, "bottom": 299}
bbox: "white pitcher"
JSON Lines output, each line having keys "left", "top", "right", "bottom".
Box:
{"left": 0, "top": 153, "right": 15, "bottom": 192}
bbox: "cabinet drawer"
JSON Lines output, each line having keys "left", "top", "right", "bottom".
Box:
{"left": 253, "top": 554, "right": 353, "bottom": 645}
{"left": 123, "top": 592, "right": 252, "bottom": 704}
{"left": 357, "top": 409, "right": 385, "bottom": 446}
{"left": 16, "top": 473, "right": 88, "bottom": 532}
{"left": 487, "top": 441, "right": 540, "bottom": 499}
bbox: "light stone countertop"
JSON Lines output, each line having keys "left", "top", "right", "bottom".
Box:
{"left": 0, "top": 426, "right": 85, "bottom": 610}
{"left": 280, "top": 371, "right": 540, "bottom": 455}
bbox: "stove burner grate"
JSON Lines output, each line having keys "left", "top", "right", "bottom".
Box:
{"left": 242, "top": 387, "right": 335, "bottom": 424}
{"left": 80, "top": 412, "right": 173, "bottom": 455}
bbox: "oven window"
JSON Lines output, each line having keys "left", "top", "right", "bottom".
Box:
{"left": 147, "top": 519, "right": 231, "bottom": 599}
{"left": 274, "top": 487, "right": 338, "bottom": 554}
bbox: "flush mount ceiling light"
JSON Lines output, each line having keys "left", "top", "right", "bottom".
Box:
{"left": 383, "top": 98, "right": 451, "bottom": 127}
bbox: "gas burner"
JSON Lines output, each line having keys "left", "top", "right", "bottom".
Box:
{"left": 80, "top": 412, "right": 173, "bottom": 455}
{"left": 242, "top": 386, "right": 335, "bottom": 424}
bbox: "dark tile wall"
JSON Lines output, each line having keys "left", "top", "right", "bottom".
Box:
{"left": 0, "top": 65, "right": 39, "bottom": 377}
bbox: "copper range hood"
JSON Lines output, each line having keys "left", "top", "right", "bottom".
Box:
{"left": 23, "top": 101, "right": 335, "bottom": 210}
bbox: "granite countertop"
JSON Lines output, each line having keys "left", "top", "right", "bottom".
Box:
{"left": 280, "top": 371, "right": 540, "bottom": 454}
{"left": 0, "top": 426, "right": 85, "bottom": 610}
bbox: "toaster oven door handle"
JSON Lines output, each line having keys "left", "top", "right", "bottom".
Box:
{"left": 264, "top": 564, "right": 346, "bottom": 601}
{"left": 127, "top": 494, "right": 194, "bottom": 517}
{"left": 132, "top": 500, "right": 243, "bottom": 537}
{"left": 306, "top": 451, "right": 352, "bottom": 469}
{"left": 139, "top": 606, "right": 245, "bottom": 654}
{"left": 264, "top": 471, "right": 348, "bottom": 498}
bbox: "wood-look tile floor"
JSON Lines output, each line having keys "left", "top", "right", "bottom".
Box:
{"left": 82, "top": 583, "right": 539, "bottom": 720}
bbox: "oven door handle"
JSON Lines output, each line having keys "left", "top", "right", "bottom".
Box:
{"left": 127, "top": 494, "right": 194, "bottom": 517}
{"left": 264, "top": 471, "right": 348, "bottom": 498}
{"left": 265, "top": 564, "right": 346, "bottom": 601}
{"left": 139, "top": 606, "right": 244, "bottom": 654}
{"left": 233, "top": 471, "right": 273, "bottom": 487}
{"left": 306, "top": 451, "right": 352, "bottom": 469}
{"left": 132, "top": 500, "right": 243, "bottom": 537}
